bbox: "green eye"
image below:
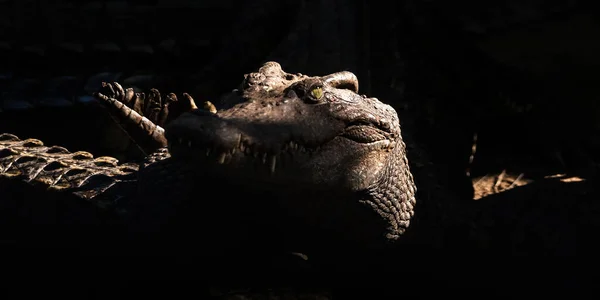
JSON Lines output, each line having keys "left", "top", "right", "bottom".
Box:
{"left": 310, "top": 87, "right": 323, "bottom": 99}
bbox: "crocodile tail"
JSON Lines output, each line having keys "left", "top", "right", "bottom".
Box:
{"left": 0, "top": 133, "right": 138, "bottom": 209}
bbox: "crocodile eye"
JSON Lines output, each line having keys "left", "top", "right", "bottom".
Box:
{"left": 309, "top": 87, "right": 323, "bottom": 100}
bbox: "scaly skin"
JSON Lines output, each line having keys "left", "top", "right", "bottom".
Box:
{"left": 5, "top": 61, "right": 588, "bottom": 270}
{"left": 164, "top": 61, "right": 417, "bottom": 243}
{"left": 1, "top": 62, "right": 419, "bottom": 252}
{"left": 0, "top": 133, "right": 138, "bottom": 208}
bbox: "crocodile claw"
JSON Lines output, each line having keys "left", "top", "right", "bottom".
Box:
{"left": 94, "top": 82, "right": 207, "bottom": 155}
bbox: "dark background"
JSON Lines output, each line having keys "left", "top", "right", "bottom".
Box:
{"left": 1, "top": 0, "right": 599, "bottom": 295}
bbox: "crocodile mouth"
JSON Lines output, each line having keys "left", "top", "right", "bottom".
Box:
{"left": 168, "top": 134, "right": 318, "bottom": 175}
{"left": 166, "top": 113, "right": 394, "bottom": 176}
{"left": 165, "top": 112, "right": 320, "bottom": 175}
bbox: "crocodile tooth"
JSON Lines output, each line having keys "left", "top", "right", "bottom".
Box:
{"left": 217, "top": 152, "right": 227, "bottom": 164}
{"left": 262, "top": 153, "right": 267, "bottom": 164}
{"left": 187, "top": 141, "right": 192, "bottom": 147}
{"left": 269, "top": 155, "right": 277, "bottom": 174}
{"left": 231, "top": 147, "right": 236, "bottom": 154}
{"left": 240, "top": 143, "right": 245, "bottom": 152}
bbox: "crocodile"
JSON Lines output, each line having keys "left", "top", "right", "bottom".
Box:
{"left": 2, "top": 62, "right": 456, "bottom": 265}
{"left": 3, "top": 61, "right": 597, "bottom": 298}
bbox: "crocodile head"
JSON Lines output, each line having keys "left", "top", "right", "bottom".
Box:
{"left": 165, "top": 62, "right": 416, "bottom": 245}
